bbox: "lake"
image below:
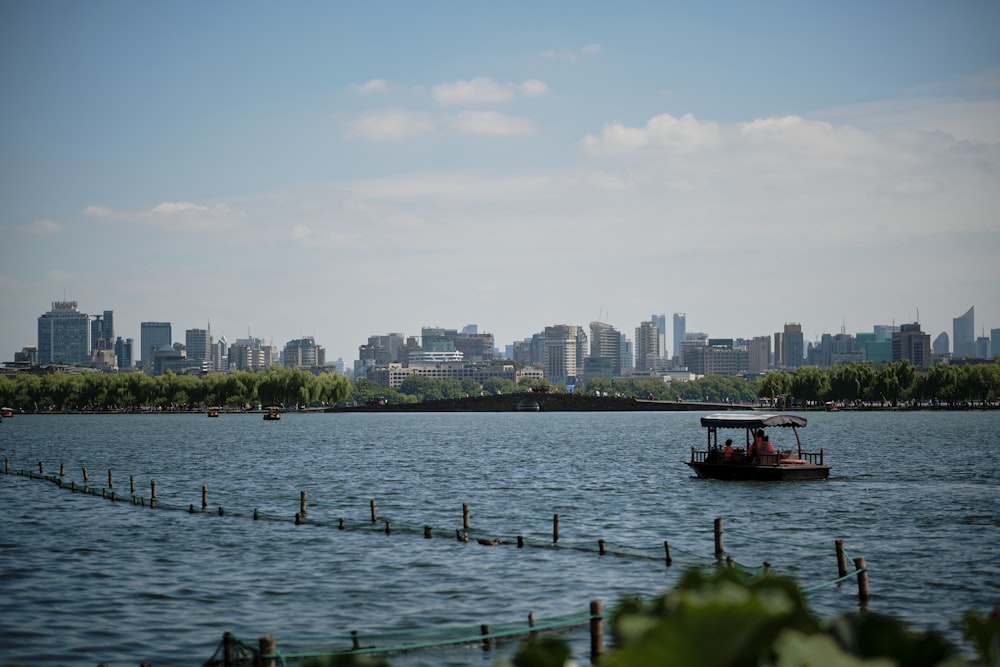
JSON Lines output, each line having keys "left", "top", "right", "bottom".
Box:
{"left": 1, "top": 410, "right": 998, "bottom": 665}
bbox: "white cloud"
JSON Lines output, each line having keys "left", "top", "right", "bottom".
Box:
{"left": 449, "top": 111, "right": 535, "bottom": 136}
{"left": 20, "top": 218, "right": 61, "bottom": 235}
{"left": 520, "top": 79, "right": 550, "bottom": 97}
{"left": 81, "top": 201, "right": 242, "bottom": 230}
{"left": 582, "top": 113, "right": 723, "bottom": 155}
{"left": 356, "top": 78, "right": 390, "bottom": 94}
{"left": 347, "top": 108, "right": 435, "bottom": 141}
{"left": 432, "top": 77, "right": 515, "bottom": 106}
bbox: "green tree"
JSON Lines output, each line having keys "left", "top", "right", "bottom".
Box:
{"left": 790, "top": 366, "right": 830, "bottom": 405}
{"left": 482, "top": 377, "right": 518, "bottom": 395}
{"left": 758, "top": 372, "right": 791, "bottom": 402}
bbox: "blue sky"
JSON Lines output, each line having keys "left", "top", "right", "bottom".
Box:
{"left": 3, "top": 1, "right": 999, "bottom": 364}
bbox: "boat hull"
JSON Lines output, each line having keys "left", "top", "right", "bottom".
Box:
{"left": 685, "top": 461, "right": 829, "bottom": 481}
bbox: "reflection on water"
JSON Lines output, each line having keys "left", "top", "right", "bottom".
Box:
{"left": 1, "top": 411, "right": 998, "bottom": 665}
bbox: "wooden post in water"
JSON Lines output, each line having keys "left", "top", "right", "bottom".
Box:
{"left": 553, "top": 513, "right": 559, "bottom": 543}
{"left": 259, "top": 635, "right": 277, "bottom": 667}
{"left": 517, "top": 535, "right": 524, "bottom": 548}
{"left": 107, "top": 469, "right": 113, "bottom": 488}
{"left": 598, "top": 539, "right": 606, "bottom": 555}
{"left": 300, "top": 491, "right": 307, "bottom": 517}
{"left": 385, "top": 521, "right": 391, "bottom": 535}
{"left": 351, "top": 630, "right": 360, "bottom": 650}
{"left": 714, "top": 517, "right": 724, "bottom": 558}
{"left": 60, "top": 462, "right": 65, "bottom": 477}
{"left": 370, "top": 499, "right": 377, "bottom": 523}
{"left": 664, "top": 541, "right": 672, "bottom": 566}
{"left": 82, "top": 466, "right": 89, "bottom": 483}
{"left": 763, "top": 561, "right": 771, "bottom": 576}
{"left": 726, "top": 555, "right": 734, "bottom": 569}
{"left": 463, "top": 502, "right": 470, "bottom": 530}
{"left": 835, "top": 540, "right": 848, "bottom": 577}
{"left": 480, "top": 623, "right": 491, "bottom": 651}
{"left": 202, "top": 485, "right": 208, "bottom": 510}
{"left": 150, "top": 479, "right": 156, "bottom": 508}
{"left": 223, "top": 631, "right": 235, "bottom": 667}
{"left": 854, "top": 556, "right": 870, "bottom": 601}
{"left": 130, "top": 476, "right": 135, "bottom": 495}
{"left": 254, "top": 509, "right": 259, "bottom": 520}
{"left": 528, "top": 611, "right": 537, "bottom": 638}
{"left": 590, "top": 599, "right": 604, "bottom": 664}
{"left": 424, "top": 525, "right": 432, "bottom": 539}
{"left": 38, "top": 461, "right": 43, "bottom": 474}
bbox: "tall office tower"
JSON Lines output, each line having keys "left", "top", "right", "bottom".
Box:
{"left": 634, "top": 320, "right": 663, "bottom": 373}
{"left": 114, "top": 337, "right": 134, "bottom": 369}
{"left": 543, "top": 324, "right": 582, "bottom": 384}
{"left": 892, "top": 323, "right": 932, "bottom": 368}
{"left": 140, "top": 322, "right": 172, "bottom": 368}
{"left": 620, "top": 336, "right": 634, "bottom": 372}
{"left": 932, "top": 332, "right": 950, "bottom": 356}
{"left": 91, "top": 310, "right": 114, "bottom": 350}
{"left": 283, "top": 336, "right": 325, "bottom": 368}
{"left": 780, "top": 323, "right": 804, "bottom": 368}
{"left": 37, "top": 301, "right": 91, "bottom": 365}
{"left": 589, "top": 321, "right": 622, "bottom": 376}
{"left": 953, "top": 306, "right": 975, "bottom": 358}
{"left": 747, "top": 335, "right": 771, "bottom": 374}
{"left": 651, "top": 314, "right": 666, "bottom": 357}
{"left": 185, "top": 328, "right": 213, "bottom": 362}
{"left": 672, "top": 313, "right": 686, "bottom": 358}
{"left": 873, "top": 324, "right": 899, "bottom": 342}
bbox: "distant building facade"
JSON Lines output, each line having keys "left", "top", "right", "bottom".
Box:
{"left": 38, "top": 301, "right": 91, "bottom": 365}
{"left": 953, "top": 306, "right": 975, "bottom": 358}
{"left": 672, "top": 313, "right": 686, "bottom": 359}
{"left": 140, "top": 322, "right": 172, "bottom": 369}
{"left": 892, "top": 322, "right": 932, "bottom": 368}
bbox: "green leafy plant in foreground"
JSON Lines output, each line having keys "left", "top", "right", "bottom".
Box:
{"left": 501, "top": 569, "right": 998, "bottom": 667}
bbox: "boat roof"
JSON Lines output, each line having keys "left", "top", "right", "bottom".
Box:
{"left": 700, "top": 413, "right": 807, "bottom": 429}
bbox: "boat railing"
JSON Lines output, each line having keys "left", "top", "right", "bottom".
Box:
{"left": 800, "top": 450, "right": 825, "bottom": 465}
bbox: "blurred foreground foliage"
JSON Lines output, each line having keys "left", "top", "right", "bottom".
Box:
{"left": 304, "top": 568, "right": 998, "bottom": 666}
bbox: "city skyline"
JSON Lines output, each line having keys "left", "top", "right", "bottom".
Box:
{"left": 2, "top": 3, "right": 998, "bottom": 366}
{"left": 14, "top": 298, "right": 997, "bottom": 368}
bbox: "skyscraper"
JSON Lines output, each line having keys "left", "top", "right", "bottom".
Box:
{"left": 634, "top": 321, "right": 662, "bottom": 373}
{"left": 589, "top": 321, "right": 622, "bottom": 377}
{"left": 651, "top": 314, "right": 666, "bottom": 357}
{"left": 140, "top": 322, "right": 172, "bottom": 368}
{"left": 953, "top": 306, "right": 975, "bottom": 358}
{"left": 543, "top": 324, "right": 582, "bottom": 384}
{"left": 893, "top": 323, "right": 932, "bottom": 368}
{"left": 115, "top": 337, "right": 134, "bottom": 369}
{"left": 185, "top": 328, "right": 213, "bottom": 362}
{"left": 672, "top": 313, "right": 686, "bottom": 359}
{"left": 91, "top": 310, "right": 114, "bottom": 351}
{"left": 37, "top": 301, "right": 91, "bottom": 365}
{"left": 932, "top": 332, "right": 950, "bottom": 357}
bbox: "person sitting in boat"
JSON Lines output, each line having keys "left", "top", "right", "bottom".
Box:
{"left": 759, "top": 434, "right": 776, "bottom": 455}
{"left": 723, "top": 439, "right": 734, "bottom": 462}
{"left": 748, "top": 429, "right": 764, "bottom": 459}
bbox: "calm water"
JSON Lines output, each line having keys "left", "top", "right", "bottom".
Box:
{"left": 1, "top": 411, "right": 998, "bottom": 666}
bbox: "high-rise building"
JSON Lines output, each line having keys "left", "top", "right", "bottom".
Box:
{"left": 992, "top": 329, "right": 1000, "bottom": 360}
{"left": 932, "top": 332, "right": 950, "bottom": 356}
{"left": 672, "top": 313, "right": 686, "bottom": 358}
{"left": 37, "top": 301, "right": 91, "bottom": 365}
{"left": 283, "top": 336, "right": 325, "bottom": 368}
{"left": 651, "top": 314, "right": 666, "bottom": 357}
{"left": 779, "top": 323, "right": 804, "bottom": 368}
{"left": 589, "top": 321, "right": 622, "bottom": 377}
{"left": 747, "top": 335, "right": 771, "bottom": 374}
{"left": 91, "top": 310, "right": 114, "bottom": 351}
{"left": 892, "top": 323, "right": 932, "bottom": 368}
{"left": 114, "top": 337, "right": 134, "bottom": 369}
{"left": 634, "top": 321, "right": 662, "bottom": 373}
{"left": 140, "top": 322, "right": 172, "bottom": 368}
{"left": 185, "top": 329, "right": 213, "bottom": 362}
{"left": 953, "top": 306, "right": 975, "bottom": 358}
{"left": 543, "top": 324, "right": 582, "bottom": 384}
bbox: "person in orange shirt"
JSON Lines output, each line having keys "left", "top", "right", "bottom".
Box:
{"left": 760, "top": 434, "right": 776, "bottom": 455}
{"left": 723, "top": 439, "right": 734, "bottom": 462}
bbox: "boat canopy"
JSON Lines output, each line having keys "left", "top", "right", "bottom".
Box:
{"left": 700, "top": 413, "right": 807, "bottom": 429}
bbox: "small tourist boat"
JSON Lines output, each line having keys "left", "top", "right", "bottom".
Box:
{"left": 263, "top": 408, "right": 281, "bottom": 421}
{"left": 685, "top": 413, "right": 830, "bottom": 481}
{"left": 207, "top": 407, "right": 220, "bottom": 417}
{"left": 1, "top": 407, "right": 13, "bottom": 418}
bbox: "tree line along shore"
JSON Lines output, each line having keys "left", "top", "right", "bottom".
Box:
{"left": 1, "top": 360, "right": 998, "bottom": 413}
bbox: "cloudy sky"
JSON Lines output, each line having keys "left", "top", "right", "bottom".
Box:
{"left": 2, "top": 1, "right": 998, "bottom": 364}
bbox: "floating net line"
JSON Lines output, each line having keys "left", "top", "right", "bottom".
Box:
{"left": 4, "top": 462, "right": 870, "bottom": 664}
{"left": 203, "top": 608, "right": 595, "bottom": 666}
